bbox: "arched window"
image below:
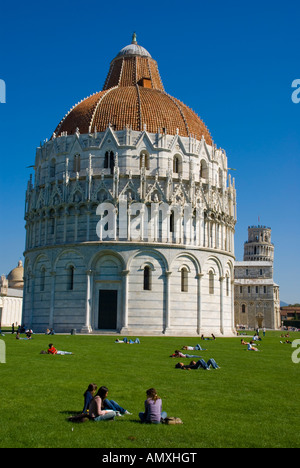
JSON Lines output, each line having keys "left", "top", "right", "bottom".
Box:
{"left": 140, "top": 151, "right": 150, "bottom": 170}
{"left": 50, "top": 158, "right": 56, "bottom": 178}
{"left": 209, "top": 271, "right": 214, "bottom": 295}
{"left": 218, "top": 168, "right": 223, "bottom": 188}
{"left": 49, "top": 212, "right": 55, "bottom": 235}
{"left": 181, "top": 268, "right": 188, "bottom": 292}
{"left": 109, "top": 152, "right": 115, "bottom": 174}
{"left": 40, "top": 267, "right": 45, "bottom": 292}
{"left": 73, "top": 154, "right": 80, "bottom": 173}
{"left": 104, "top": 151, "right": 115, "bottom": 174}
{"left": 200, "top": 159, "right": 208, "bottom": 180}
{"left": 170, "top": 211, "right": 175, "bottom": 233}
{"left": 173, "top": 155, "right": 182, "bottom": 174}
{"left": 242, "top": 304, "right": 246, "bottom": 313}
{"left": 104, "top": 151, "right": 109, "bottom": 168}
{"left": 67, "top": 265, "right": 74, "bottom": 291}
{"left": 143, "top": 266, "right": 152, "bottom": 291}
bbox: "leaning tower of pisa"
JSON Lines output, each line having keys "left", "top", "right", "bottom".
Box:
{"left": 243, "top": 226, "right": 274, "bottom": 262}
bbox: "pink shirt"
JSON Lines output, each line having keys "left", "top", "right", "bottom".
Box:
{"left": 89, "top": 396, "right": 106, "bottom": 418}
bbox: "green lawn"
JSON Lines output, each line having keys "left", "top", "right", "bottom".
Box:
{"left": 0, "top": 331, "right": 299, "bottom": 448}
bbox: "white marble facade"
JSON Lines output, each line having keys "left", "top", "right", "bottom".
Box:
{"left": 22, "top": 126, "right": 237, "bottom": 336}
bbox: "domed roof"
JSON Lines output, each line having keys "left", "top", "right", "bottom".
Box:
{"left": 116, "top": 33, "right": 152, "bottom": 58}
{"left": 7, "top": 261, "right": 24, "bottom": 290}
{"left": 53, "top": 36, "right": 212, "bottom": 144}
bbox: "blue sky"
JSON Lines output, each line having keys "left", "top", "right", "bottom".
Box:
{"left": 0, "top": 0, "right": 299, "bottom": 304}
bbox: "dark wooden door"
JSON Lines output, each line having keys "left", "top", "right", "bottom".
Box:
{"left": 98, "top": 290, "right": 118, "bottom": 330}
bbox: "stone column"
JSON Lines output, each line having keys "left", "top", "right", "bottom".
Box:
{"left": 49, "top": 271, "right": 56, "bottom": 329}
{"left": 38, "top": 217, "right": 42, "bottom": 247}
{"left": 230, "top": 279, "right": 235, "bottom": 333}
{"left": 86, "top": 210, "right": 91, "bottom": 241}
{"left": 29, "top": 273, "right": 35, "bottom": 327}
{"left": 120, "top": 269, "right": 130, "bottom": 333}
{"left": 164, "top": 271, "right": 172, "bottom": 334}
{"left": 63, "top": 208, "right": 68, "bottom": 243}
{"left": 74, "top": 210, "right": 79, "bottom": 242}
{"left": 127, "top": 207, "right": 132, "bottom": 241}
{"left": 196, "top": 273, "right": 204, "bottom": 334}
{"left": 219, "top": 276, "right": 225, "bottom": 335}
{"left": 44, "top": 216, "right": 48, "bottom": 246}
{"left": 81, "top": 270, "right": 93, "bottom": 333}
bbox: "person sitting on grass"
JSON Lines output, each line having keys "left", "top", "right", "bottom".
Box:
{"left": 139, "top": 388, "right": 167, "bottom": 424}
{"left": 47, "top": 343, "right": 73, "bottom": 355}
{"left": 98, "top": 386, "right": 132, "bottom": 416}
{"left": 252, "top": 334, "right": 262, "bottom": 342}
{"left": 89, "top": 387, "right": 116, "bottom": 422}
{"left": 25, "top": 329, "right": 33, "bottom": 339}
{"left": 16, "top": 332, "right": 30, "bottom": 340}
{"left": 175, "top": 358, "right": 220, "bottom": 370}
{"left": 83, "top": 383, "right": 98, "bottom": 414}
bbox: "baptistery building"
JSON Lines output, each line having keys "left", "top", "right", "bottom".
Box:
{"left": 22, "top": 35, "right": 237, "bottom": 336}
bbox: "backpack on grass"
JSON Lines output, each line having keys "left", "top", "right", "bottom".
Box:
{"left": 163, "top": 417, "right": 183, "bottom": 425}
{"left": 68, "top": 413, "right": 90, "bottom": 423}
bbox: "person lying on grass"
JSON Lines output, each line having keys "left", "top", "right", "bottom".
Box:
{"left": 182, "top": 344, "right": 206, "bottom": 351}
{"left": 115, "top": 337, "right": 140, "bottom": 344}
{"left": 175, "top": 359, "right": 220, "bottom": 370}
{"left": 247, "top": 343, "right": 259, "bottom": 351}
{"left": 45, "top": 343, "right": 73, "bottom": 355}
{"left": 170, "top": 350, "right": 203, "bottom": 358}
{"left": 201, "top": 334, "right": 216, "bottom": 341}
{"left": 241, "top": 339, "right": 257, "bottom": 345}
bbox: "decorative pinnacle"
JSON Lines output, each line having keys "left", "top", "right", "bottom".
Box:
{"left": 132, "top": 32, "right": 137, "bottom": 44}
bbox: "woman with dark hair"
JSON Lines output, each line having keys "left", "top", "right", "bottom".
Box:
{"left": 99, "top": 386, "right": 131, "bottom": 416}
{"left": 89, "top": 386, "right": 116, "bottom": 421}
{"left": 82, "top": 383, "right": 97, "bottom": 414}
{"left": 139, "top": 388, "right": 167, "bottom": 424}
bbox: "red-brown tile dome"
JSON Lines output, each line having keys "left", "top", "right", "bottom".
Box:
{"left": 54, "top": 36, "right": 212, "bottom": 144}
